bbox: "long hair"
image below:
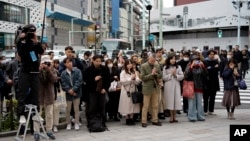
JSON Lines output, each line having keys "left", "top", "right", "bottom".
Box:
{"left": 124, "top": 59, "right": 135, "bottom": 74}
{"left": 165, "top": 54, "right": 178, "bottom": 69}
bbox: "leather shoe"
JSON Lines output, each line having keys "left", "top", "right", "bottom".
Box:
{"left": 141, "top": 123, "right": 147, "bottom": 128}
{"left": 152, "top": 122, "right": 162, "bottom": 126}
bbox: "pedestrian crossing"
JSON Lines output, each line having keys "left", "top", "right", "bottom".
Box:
{"left": 215, "top": 74, "right": 250, "bottom": 104}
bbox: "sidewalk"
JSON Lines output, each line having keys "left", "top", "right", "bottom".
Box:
{"left": 1, "top": 108, "right": 249, "bottom": 141}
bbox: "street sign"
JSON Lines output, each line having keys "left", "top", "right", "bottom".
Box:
{"left": 149, "top": 34, "right": 154, "bottom": 41}
{"left": 42, "top": 37, "right": 48, "bottom": 43}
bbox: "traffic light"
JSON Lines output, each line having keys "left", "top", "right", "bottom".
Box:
{"left": 217, "top": 30, "right": 222, "bottom": 38}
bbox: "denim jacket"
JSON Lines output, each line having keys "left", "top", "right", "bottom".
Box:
{"left": 61, "top": 67, "right": 82, "bottom": 101}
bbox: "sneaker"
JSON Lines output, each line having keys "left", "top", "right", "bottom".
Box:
{"left": 204, "top": 112, "right": 208, "bottom": 116}
{"left": 47, "top": 132, "right": 56, "bottom": 140}
{"left": 53, "top": 126, "right": 58, "bottom": 132}
{"left": 74, "top": 123, "right": 80, "bottom": 130}
{"left": 32, "top": 114, "right": 44, "bottom": 122}
{"left": 208, "top": 112, "right": 216, "bottom": 116}
{"left": 34, "top": 133, "right": 40, "bottom": 141}
{"left": 19, "top": 115, "right": 26, "bottom": 124}
{"left": 78, "top": 123, "right": 82, "bottom": 127}
{"left": 66, "top": 124, "right": 71, "bottom": 130}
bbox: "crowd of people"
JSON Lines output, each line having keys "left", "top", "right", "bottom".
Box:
{"left": 0, "top": 24, "right": 249, "bottom": 141}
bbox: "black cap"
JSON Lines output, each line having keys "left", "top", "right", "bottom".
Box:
{"left": 22, "top": 24, "right": 36, "bottom": 32}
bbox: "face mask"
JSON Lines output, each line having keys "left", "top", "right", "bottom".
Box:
{"left": 183, "top": 57, "right": 189, "bottom": 61}
{"left": 0, "top": 60, "right": 7, "bottom": 64}
{"left": 104, "top": 57, "right": 108, "bottom": 61}
{"left": 101, "top": 62, "right": 105, "bottom": 66}
{"left": 227, "top": 55, "right": 232, "bottom": 60}
{"left": 108, "top": 64, "right": 113, "bottom": 68}
{"left": 118, "top": 63, "right": 123, "bottom": 68}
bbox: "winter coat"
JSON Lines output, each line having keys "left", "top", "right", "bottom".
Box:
{"left": 163, "top": 65, "right": 184, "bottom": 110}
{"left": 38, "top": 69, "right": 57, "bottom": 106}
{"left": 61, "top": 67, "right": 83, "bottom": 101}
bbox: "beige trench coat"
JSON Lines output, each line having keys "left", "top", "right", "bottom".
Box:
{"left": 118, "top": 70, "right": 141, "bottom": 115}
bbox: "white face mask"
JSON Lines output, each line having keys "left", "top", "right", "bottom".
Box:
{"left": 0, "top": 60, "right": 8, "bottom": 64}
{"left": 183, "top": 57, "right": 189, "bottom": 61}
{"left": 104, "top": 57, "right": 108, "bottom": 61}
{"left": 101, "top": 62, "right": 105, "bottom": 66}
{"left": 227, "top": 55, "right": 232, "bottom": 60}
{"left": 118, "top": 63, "right": 123, "bottom": 68}
{"left": 108, "top": 64, "right": 113, "bottom": 68}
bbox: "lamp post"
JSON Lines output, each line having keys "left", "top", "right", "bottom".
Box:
{"left": 146, "top": 4, "right": 152, "bottom": 50}
{"left": 232, "top": 0, "right": 243, "bottom": 47}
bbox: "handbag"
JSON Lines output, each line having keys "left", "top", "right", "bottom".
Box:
{"left": 182, "top": 80, "right": 194, "bottom": 98}
{"left": 237, "top": 79, "right": 247, "bottom": 90}
{"left": 54, "top": 89, "right": 67, "bottom": 108}
{"left": 131, "top": 89, "right": 143, "bottom": 104}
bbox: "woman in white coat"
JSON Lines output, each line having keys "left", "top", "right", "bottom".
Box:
{"left": 163, "top": 54, "right": 184, "bottom": 123}
{"left": 118, "top": 60, "right": 141, "bottom": 125}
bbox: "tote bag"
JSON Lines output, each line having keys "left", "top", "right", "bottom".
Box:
{"left": 54, "top": 90, "right": 67, "bottom": 108}
{"left": 182, "top": 80, "right": 194, "bottom": 98}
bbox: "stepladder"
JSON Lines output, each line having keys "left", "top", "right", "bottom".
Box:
{"left": 15, "top": 104, "right": 49, "bottom": 141}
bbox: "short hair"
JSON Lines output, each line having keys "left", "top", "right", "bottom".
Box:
{"left": 84, "top": 51, "right": 91, "bottom": 56}
{"left": 207, "top": 50, "right": 216, "bottom": 56}
{"left": 63, "top": 57, "right": 73, "bottom": 64}
{"left": 65, "top": 46, "right": 73, "bottom": 51}
{"left": 53, "top": 59, "right": 60, "bottom": 64}
{"left": 48, "top": 51, "right": 54, "bottom": 55}
{"left": 92, "top": 55, "right": 103, "bottom": 61}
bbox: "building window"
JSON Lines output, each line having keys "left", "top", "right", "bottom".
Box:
{"left": 54, "top": 28, "right": 57, "bottom": 35}
{"left": 83, "top": 8, "right": 85, "bottom": 14}
{"left": 0, "top": 1, "right": 28, "bottom": 24}
{"left": 54, "top": 0, "right": 57, "bottom": 4}
{"left": 51, "top": 3, "right": 54, "bottom": 11}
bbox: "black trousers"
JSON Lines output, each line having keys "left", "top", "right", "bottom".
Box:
{"left": 17, "top": 72, "right": 39, "bottom": 117}
{"left": 203, "top": 90, "right": 217, "bottom": 113}
{"left": 87, "top": 92, "right": 106, "bottom": 124}
{"left": 17, "top": 72, "right": 39, "bottom": 134}
{"left": 183, "top": 97, "right": 188, "bottom": 113}
{"left": 106, "top": 91, "right": 120, "bottom": 118}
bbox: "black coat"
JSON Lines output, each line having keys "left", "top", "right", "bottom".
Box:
{"left": 85, "top": 65, "right": 110, "bottom": 93}
{"left": 204, "top": 58, "right": 220, "bottom": 91}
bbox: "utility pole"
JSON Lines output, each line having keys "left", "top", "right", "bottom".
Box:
{"left": 159, "top": 0, "right": 163, "bottom": 48}
{"left": 142, "top": 0, "right": 146, "bottom": 50}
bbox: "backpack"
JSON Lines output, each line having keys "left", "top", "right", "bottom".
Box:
{"left": 88, "top": 117, "right": 106, "bottom": 132}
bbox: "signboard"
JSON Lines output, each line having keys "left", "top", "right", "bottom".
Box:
{"left": 0, "top": 34, "right": 4, "bottom": 50}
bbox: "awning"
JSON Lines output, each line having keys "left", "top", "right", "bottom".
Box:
{"left": 46, "top": 8, "right": 94, "bottom": 26}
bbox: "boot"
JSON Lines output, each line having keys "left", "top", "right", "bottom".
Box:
{"left": 164, "top": 110, "right": 170, "bottom": 117}
{"left": 230, "top": 112, "right": 235, "bottom": 120}
{"left": 227, "top": 112, "right": 230, "bottom": 119}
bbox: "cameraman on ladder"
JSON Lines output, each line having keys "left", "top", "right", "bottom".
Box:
{"left": 15, "top": 24, "right": 45, "bottom": 141}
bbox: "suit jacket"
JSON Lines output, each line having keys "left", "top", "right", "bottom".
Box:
{"left": 140, "top": 62, "right": 162, "bottom": 95}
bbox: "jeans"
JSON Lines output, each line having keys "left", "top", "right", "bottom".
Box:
{"left": 188, "top": 92, "right": 205, "bottom": 121}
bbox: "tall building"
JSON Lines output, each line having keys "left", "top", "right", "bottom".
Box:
{"left": 151, "top": 0, "right": 250, "bottom": 51}
{"left": 174, "top": 0, "right": 209, "bottom": 6}
{"left": 110, "top": 0, "right": 150, "bottom": 42}
{"left": 0, "top": 0, "right": 94, "bottom": 50}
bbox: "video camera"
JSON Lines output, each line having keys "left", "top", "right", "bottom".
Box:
{"left": 14, "top": 24, "right": 37, "bottom": 44}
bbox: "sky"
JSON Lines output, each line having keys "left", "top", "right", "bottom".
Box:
{"left": 163, "top": 0, "right": 174, "bottom": 8}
